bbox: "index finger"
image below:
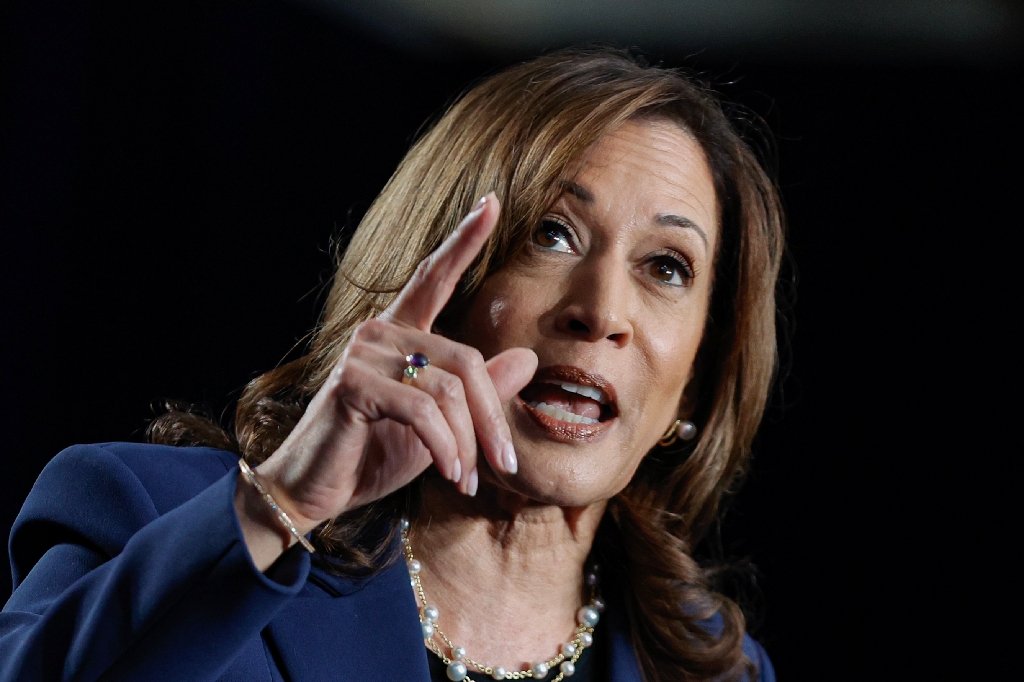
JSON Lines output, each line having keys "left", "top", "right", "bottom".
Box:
{"left": 381, "top": 193, "right": 499, "bottom": 331}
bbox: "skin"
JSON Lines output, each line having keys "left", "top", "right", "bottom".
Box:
{"left": 234, "top": 119, "right": 719, "bottom": 670}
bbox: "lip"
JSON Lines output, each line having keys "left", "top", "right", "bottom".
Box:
{"left": 515, "top": 365, "right": 619, "bottom": 443}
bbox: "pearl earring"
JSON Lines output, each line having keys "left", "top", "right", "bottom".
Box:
{"left": 658, "top": 419, "right": 697, "bottom": 447}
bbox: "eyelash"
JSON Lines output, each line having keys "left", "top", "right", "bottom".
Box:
{"left": 532, "top": 218, "right": 696, "bottom": 287}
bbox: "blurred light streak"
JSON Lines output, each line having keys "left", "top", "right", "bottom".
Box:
{"left": 302, "top": 0, "right": 1022, "bottom": 61}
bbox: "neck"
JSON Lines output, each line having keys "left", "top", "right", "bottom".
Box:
{"left": 408, "top": 476, "right": 606, "bottom": 671}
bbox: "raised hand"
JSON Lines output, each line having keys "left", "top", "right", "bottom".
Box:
{"left": 235, "top": 194, "right": 538, "bottom": 569}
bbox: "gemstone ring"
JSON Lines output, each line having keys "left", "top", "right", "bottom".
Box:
{"left": 401, "top": 352, "right": 430, "bottom": 385}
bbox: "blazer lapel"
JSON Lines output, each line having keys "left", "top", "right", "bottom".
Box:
{"left": 266, "top": 558, "right": 430, "bottom": 681}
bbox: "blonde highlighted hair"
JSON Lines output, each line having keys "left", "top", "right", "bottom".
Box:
{"left": 151, "top": 46, "right": 784, "bottom": 681}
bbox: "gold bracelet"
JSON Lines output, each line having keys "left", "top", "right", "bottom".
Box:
{"left": 237, "top": 459, "right": 316, "bottom": 553}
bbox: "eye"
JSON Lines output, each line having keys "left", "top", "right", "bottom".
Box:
{"left": 532, "top": 219, "right": 574, "bottom": 254}
{"left": 648, "top": 254, "right": 694, "bottom": 287}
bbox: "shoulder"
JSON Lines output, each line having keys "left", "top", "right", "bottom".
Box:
{"left": 10, "top": 442, "right": 239, "bottom": 585}
{"left": 741, "top": 632, "right": 775, "bottom": 682}
{"left": 26, "top": 442, "right": 238, "bottom": 515}
{"left": 699, "top": 612, "right": 776, "bottom": 682}
{"left": 84, "top": 442, "right": 238, "bottom": 509}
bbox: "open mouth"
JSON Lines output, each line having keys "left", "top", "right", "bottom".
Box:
{"left": 517, "top": 365, "right": 618, "bottom": 436}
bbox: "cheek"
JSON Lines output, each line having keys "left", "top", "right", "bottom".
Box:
{"left": 488, "top": 297, "right": 508, "bottom": 332}
{"left": 461, "top": 274, "right": 546, "bottom": 355}
{"left": 645, "top": 310, "right": 706, "bottom": 393}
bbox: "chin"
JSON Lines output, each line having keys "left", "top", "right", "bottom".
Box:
{"left": 499, "top": 437, "right": 631, "bottom": 509}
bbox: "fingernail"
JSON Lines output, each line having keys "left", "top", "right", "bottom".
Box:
{"left": 464, "top": 196, "right": 487, "bottom": 219}
{"left": 452, "top": 458, "right": 462, "bottom": 483}
{"left": 461, "top": 196, "right": 489, "bottom": 227}
{"left": 467, "top": 469, "right": 479, "bottom": 496}
{"left": 502, "top": 442, "right": 518, "bottom": 475}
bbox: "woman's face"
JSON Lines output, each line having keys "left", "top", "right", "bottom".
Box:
{"left": 460, "top": 119, "right": 719, "bottom": 507}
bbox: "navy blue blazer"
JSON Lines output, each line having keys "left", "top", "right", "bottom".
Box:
{"left": 1, "top": 443, "right": 774, "bottom": 681}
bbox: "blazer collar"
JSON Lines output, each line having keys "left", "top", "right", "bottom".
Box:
{"left": 266, "top": 556, "right": 643, "bottom": 682}
{"left": 605, "top": 594, "right": 644, "bottom": 682}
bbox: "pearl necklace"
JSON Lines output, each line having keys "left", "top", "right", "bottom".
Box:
{"left": 400, "top": 519, "right": 602, "bottom": 681}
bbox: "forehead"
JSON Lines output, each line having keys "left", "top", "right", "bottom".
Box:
{"left": 569, "top": 119, "right": 718, "bottom": 235}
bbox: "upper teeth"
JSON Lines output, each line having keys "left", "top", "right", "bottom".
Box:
{"left": 551, "top": 381, "right": 607, "bottom": 404}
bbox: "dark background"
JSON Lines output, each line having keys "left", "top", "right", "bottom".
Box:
{"left": 2, "top": 1, "right": 1021, "bottom": 679}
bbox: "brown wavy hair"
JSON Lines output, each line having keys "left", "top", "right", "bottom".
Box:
{"left": 149, "top": 47, "right": 784, "bottom": 681}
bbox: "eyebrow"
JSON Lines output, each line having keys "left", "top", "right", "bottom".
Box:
{"left": 561, "top": 181, "right": 595, "bottom": 203}
{"left": 560, "top": 180, "right": 710, "bottom": 252}
{"left": 655, "top": 213, "right": 709, "bottom": 251}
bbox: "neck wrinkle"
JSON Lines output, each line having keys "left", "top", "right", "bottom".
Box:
{"left": 408, "top": 478, "right": 607, "bottom": 669}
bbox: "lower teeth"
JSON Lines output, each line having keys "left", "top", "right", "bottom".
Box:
{"left": 527, "top": 401, "right": 599, "bottom": 425}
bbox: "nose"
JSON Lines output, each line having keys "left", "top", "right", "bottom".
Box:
{"left": 554, "top": 255, "right": 634, "bottom": 347}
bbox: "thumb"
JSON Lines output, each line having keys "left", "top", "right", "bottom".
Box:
{"left": 485, "top": 348, "right": 539, "bottom": 402}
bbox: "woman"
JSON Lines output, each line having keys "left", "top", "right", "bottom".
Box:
{"left": 1, "top": 48, "right": 782, "bottom": 681}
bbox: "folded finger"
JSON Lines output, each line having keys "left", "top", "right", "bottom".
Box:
{"left": 378, "top": 329, "right": 519, "bottom": 478}
{"left": 485, "top": 347, "right": 540, "bottom": 402}
{"left": 340, "top": 360, "right": 461, "bottom": 484}
{"left": 402, "top": 363, "right": 478, "bottom": 495}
